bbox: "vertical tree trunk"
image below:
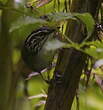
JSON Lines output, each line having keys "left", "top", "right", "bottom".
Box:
{"left": 44, "top": 0, "right": 100, "bottom": 110}
{"left": 0, "top": 0, "right": 17, "bottom": 110}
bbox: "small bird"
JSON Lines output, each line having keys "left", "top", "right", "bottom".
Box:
{"left": 21, "top": 26, "right": 58, "bottom": 76}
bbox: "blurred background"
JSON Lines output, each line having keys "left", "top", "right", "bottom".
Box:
{"left": 0, "top": 0, "right": 103, "bottom": 110}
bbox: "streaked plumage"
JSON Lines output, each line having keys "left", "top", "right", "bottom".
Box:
{"left": 22, "top": 26, "right": 56, "bottom": 72}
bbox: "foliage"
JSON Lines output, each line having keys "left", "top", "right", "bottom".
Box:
{"left": 1, "top": 0, "right": 103, "bottom": 110}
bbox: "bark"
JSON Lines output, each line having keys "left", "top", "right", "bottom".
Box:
{"left": 44, "top": 0, "right": 101, "bottom": 110}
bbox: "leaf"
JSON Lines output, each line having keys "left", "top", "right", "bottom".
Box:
{"left": 84, "top": 47, "right": 103, "bottom": 59}
{"left": 9, "top": 16, "right": 47, "bottom": 33}
{"left": 83, "top": 41, "right": 103, "bottom": 59}
{"left": 74, "top": 13, "right": 95, "bottom": 38}
{"left": 47, "top": 12, "right": 95, "bottom": 39}
{"left": 48, "top": 12, "right": 76, "bottom": 22}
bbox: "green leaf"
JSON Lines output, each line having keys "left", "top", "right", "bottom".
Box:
{"left": 48, "top": 12, "right": 76, "bottom": 22}
{"left": 83, "top": 41, "right": 103, "bottom": 59}
{"left": 9, "top": 16, "right": 47, "bottom": 33}
{"left": 48, "top": 12, "right": 95, "bottom": 40}
{"left": 74, "top": 13, "right": 95, "bottom": 38}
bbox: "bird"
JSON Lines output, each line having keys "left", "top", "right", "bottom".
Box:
{"left": 21, "top": 26, "right": 60, "bottom": 81}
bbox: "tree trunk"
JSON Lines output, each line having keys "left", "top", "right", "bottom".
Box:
{"left": 44, "top": 0, "right": 101, "bottom": 110}
{"left": 0, "top": 0, "right": 17, "bottom": 110}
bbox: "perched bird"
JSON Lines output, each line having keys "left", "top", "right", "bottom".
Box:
{"left": 21, "top": 26, "right": 59, "bottom": 75}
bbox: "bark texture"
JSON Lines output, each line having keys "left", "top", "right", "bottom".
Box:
{"left": 44, "top": 0, "right": 101, "bottom": 110}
